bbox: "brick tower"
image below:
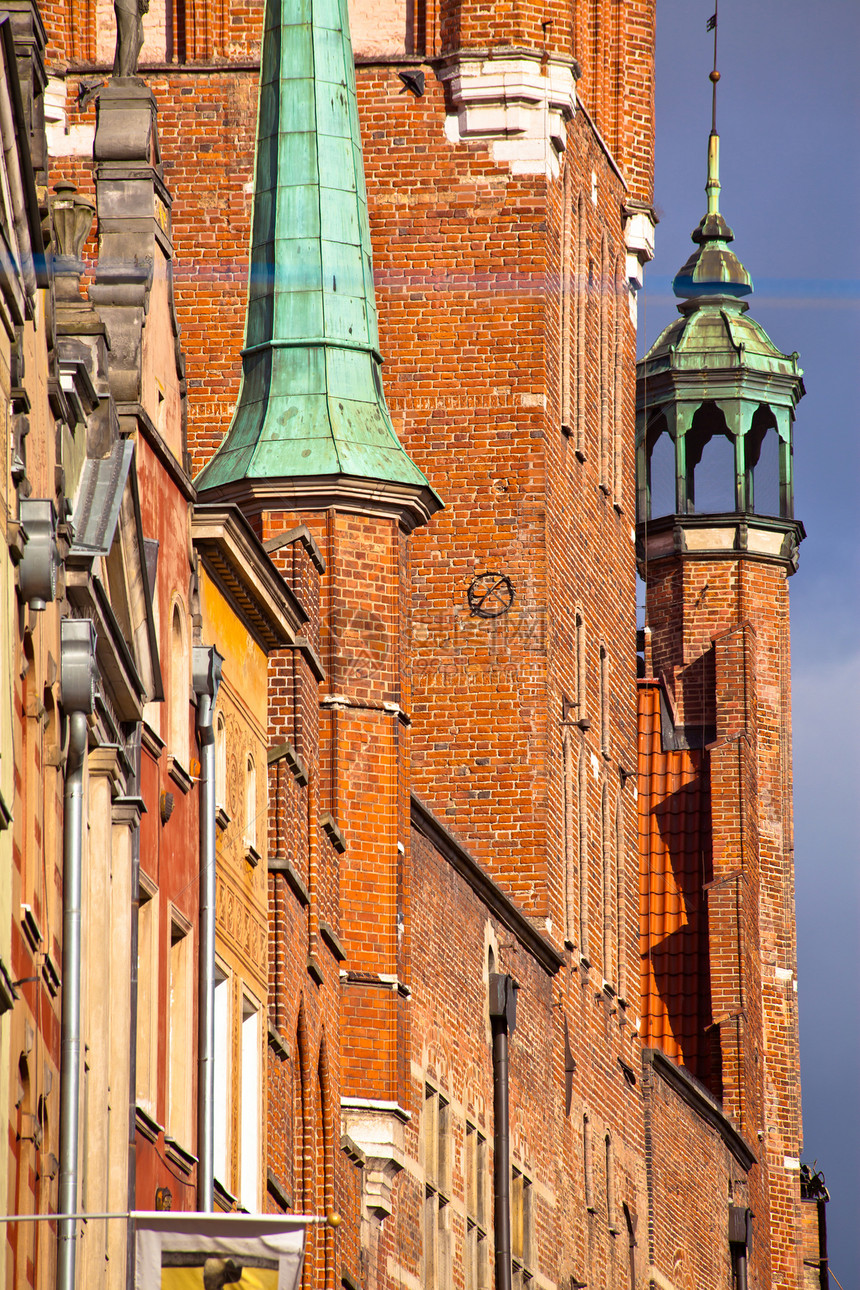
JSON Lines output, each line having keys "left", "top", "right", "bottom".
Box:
{"left": 195, "top": 0, "right": 442, "bottom": 1278}
{"left": 637, "top": 111, "right": 809, "bottom": 1288}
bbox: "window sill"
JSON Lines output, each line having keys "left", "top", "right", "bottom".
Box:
{"left": 214, "top": 1177, "right": 238, "bottom": 1212}
{"left": 167, "top": 755, "right": 194, "bottom": 795}
{"left": 266, "top": 1168, "right": 291, "bottom": 1212}
{"left": 244, "top": 842, "right": 262, "bottom": 868}
{"left": 215, "top": 805, "right": 231, "bottom": 832}
{"left": 135, "top": 1103, "right": 163, "bottom": 1143}
{"left": 164, "top": 1135, "right": 197, "bottom": 1174}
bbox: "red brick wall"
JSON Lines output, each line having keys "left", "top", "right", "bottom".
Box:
{"left": 644, "top": 551, "right": 803, "bottom": 1288}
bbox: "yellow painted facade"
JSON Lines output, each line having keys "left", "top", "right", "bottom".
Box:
{"left": 198, "top": 571, "right": 269, "bottom": 1210}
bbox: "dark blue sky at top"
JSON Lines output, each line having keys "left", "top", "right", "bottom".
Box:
{"left": 646, "top": 0, "right": 860, "bottom": 1282}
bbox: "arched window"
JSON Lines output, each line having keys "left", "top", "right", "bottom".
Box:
{"left": 560, "top": 163, "right": 573, "bottom": 434}
{"left": 244, "top": 754, "right": 256, "bottom": 853}
{"left": 240, "top": 994, "right": 261, "bottom": 1212}
{"left": 316, "top": 1048, "right": 333, "bottom": 1286}
{"left": 744, "top": 406, "right": 781, "bottom": 517}
{"left": 646, "top": 420, "right": 676, "bottom": 519}
{"left": 613, "top": 253, "right": 626, "bottom": 506}
{"left": 575, "top": 194, "right": 588, "bottom": 458}
{"left": 599, "top": 645, "right": 610, "bottom": 756}
{"left": 605, "top": 1133, "right": 617, "bottom": 1231}
{"left": 599, "top": 233, "right": 611, "bottom": 490}
{"left": 169, "top": 601, "right": 189, "bottom": 768}
{"left": 583, "top": 1113, "right": 594, "bottom": 1212}
{"left": 601, "top": 783, "right": 614, "bottom": 984}
{"left": 575, "top": 611, "right": 586, "bottom": 714}
{"left": 562, "top": 724, "right": 575, "bottom": 947}
{"left": 294, "top": 1011, "right": 308, "bottom": 1210}
{"left": 578, "top": 743, "right": 590, "bottom": 960}
{"left": 615, "top": 792, "right": 627, "bottom": 1002}
{"left": 686, "top": 403, "right": 736, "bottom": 514}
{"left": 215, "top": 712, "right": 226, "bottom": 809}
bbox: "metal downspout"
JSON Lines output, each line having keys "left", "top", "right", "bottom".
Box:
{"left": 56, "top": 710, "right": 88, "bottom": 1290}
{"left": 729, "top": 1204, "right": 752, "bottom": 1290}
{"left": 489, "top": 973, "right": 517, "bottom": 1290}
{"left": 194, "top": 646, "right": 223, "bottom": 1213}
{"left": 126, "top": 728, "right": 141, "bottom": 1290}
{"left": 57, "top": 618, "right": 96, "bottom": 1290}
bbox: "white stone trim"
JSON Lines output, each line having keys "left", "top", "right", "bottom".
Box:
{"left": 438, "top": 52, "right": 578, "bottom": 179}
{"left": 45, "top": 76, "right": 96, "bottom": 159}
{"left": 624, "top": 206, "right": 658, "bottom": 294}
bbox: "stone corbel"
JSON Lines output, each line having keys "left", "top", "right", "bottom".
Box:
{"left": 439, "top": 52, "right": 578, "bottom": 179}
{"left": 623, "top": 201, "right": 658, "bottom": 291}
{"left": 340, "top": 1100, "right": 409, "bottom": 1220}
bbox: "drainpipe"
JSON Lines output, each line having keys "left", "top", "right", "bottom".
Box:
{"left": 57, "top": 619, "right": 97, "bottom": 1290}
{"left": 729, "top": 1205, "right": 752, "bottom": 1290}
{"left": 489, "top": 973, "right": 518, "bottom": 1290}
{"left": 193, "top": 645, "right": 223, "bottom": 1213}
{"left": 126, "top": 727, "right": 142, "bottom": 1290}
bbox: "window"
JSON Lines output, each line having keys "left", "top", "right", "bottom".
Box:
{"left": 599, "top": 645, "right": 610, "bottom": 756}
{"left": 215, "top": 712, "right": 227, "bottom": 809}
{"left": 293, "top": 1017, "right": 308, "bottom": 1209}
{"left": 601, "top": 783, "right": 615, "bottom": 984}
{"left": 213, "top": 967, "right": 231, "bottom": 1190}
{"left": 562, "top": 723, "right": 576, "bottom": 948}
{"left": 168, "top": 918, "right": 194, "bottom": 1145}
{"left": 613, "top": 253, "right": 626, "bottom": 507}
{"left": 465, "top": 1120, "right": 488, "bottom": 1290}
{"left": 511, "top": 1165, "right": 533, "bottom": 1287}
{"left": 168, "top": 601, "right": 189, "bottom": 768}
{"left": 599, "top": 233, "right": 611, "bottom": 491}
{"left": 578, "top": 744, "right": 590, "bottom": 960}
{"left": 686, "top": 403, "right": 736, "bottom": 514}
{"left": 575, "top": 612, "right": 587, "bottom": 715}
{"left": 244, "top": 754, "right": 257, "bottom": 854}
{"left": 560, "top": 164, "right": 573, "bottom": 435}
{"left": 584, "top": 1114, "right": 595, "bottom": 1212}
{"left": 423, "top": 1085, "right": 450, "bottom": 1288}
{"left": 240, "top": 996, "right": 261, "bottom": 1212}
{"left": 575, "top": 194, "right": 587, "bottom": 458}
{"left": 605, "top": 1134, "right": 618, "bottom": 1233}
{"left": 615, "top": 792, "right": 627, "bottom": 1002}
{"left": 136, "top": 882, "right": 159, "bottom": 1113}
{"left": 744, "top": 407, "right": 781, "bottom": 517}
{"left": 646, "top": 424, "right": 676, "bottom": 519}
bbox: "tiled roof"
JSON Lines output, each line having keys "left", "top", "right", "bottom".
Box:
{"left": 638, "top": 681, "right": 714, "bottom": 1085}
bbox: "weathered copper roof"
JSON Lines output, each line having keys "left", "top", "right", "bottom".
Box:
{"left": 196, "top": 0, "right": 441, "bottom": 518}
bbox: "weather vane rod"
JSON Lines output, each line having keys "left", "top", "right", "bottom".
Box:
{"left": 706, "top": 0, "right": 721, "bottom": 216}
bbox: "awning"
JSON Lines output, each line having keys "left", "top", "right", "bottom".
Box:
{"left": 70, "top": 439, "right": 134, "bottom": 556}
{"left": 133, "top": 1212, "right": 309, "bottom": 1290}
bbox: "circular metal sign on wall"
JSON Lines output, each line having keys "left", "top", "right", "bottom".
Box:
{"left": 467, "top": 572, "right": 515, "bottom": 618}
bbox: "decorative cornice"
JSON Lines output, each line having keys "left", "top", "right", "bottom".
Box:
{"left": 637, "top": 514, "right": 805, "bottom": 575}
{"left": 410, "top": 793, "right": 564, "bottom": 976}
{"left": 192, "top": 503, "right": 307, "bottom": 653}
{"left": 438, "top": 49, "right": 578, "bottom": 180}
{"left": 196, "top": 475, "right": 441, "bottom": 536}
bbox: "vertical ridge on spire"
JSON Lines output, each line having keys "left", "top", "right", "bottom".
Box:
{"left": 196, "top": 0, "right": 442, "bottom": 526}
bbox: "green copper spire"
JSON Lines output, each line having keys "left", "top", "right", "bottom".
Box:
{"left": 196, "top": 0, "right": 442, "bottom": 530}
{"left": 672, "top": 128, "right": 753, "bottom": 299}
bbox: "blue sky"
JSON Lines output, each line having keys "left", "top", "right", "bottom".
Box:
{"left": 646, "top": 1, "right": 860, "bottom": 1281}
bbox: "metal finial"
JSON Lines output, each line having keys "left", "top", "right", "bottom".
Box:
{"left": 706, "top": 1, "right": 721, "bottom": 216}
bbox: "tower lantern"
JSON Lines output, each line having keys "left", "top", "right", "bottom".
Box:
{"left": 636, "top": 104, "right": 805, "bottom": 570}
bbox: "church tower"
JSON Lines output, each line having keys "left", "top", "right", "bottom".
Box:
{"left": 636, "top": 71, "right": 809, "bottom": 1290}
